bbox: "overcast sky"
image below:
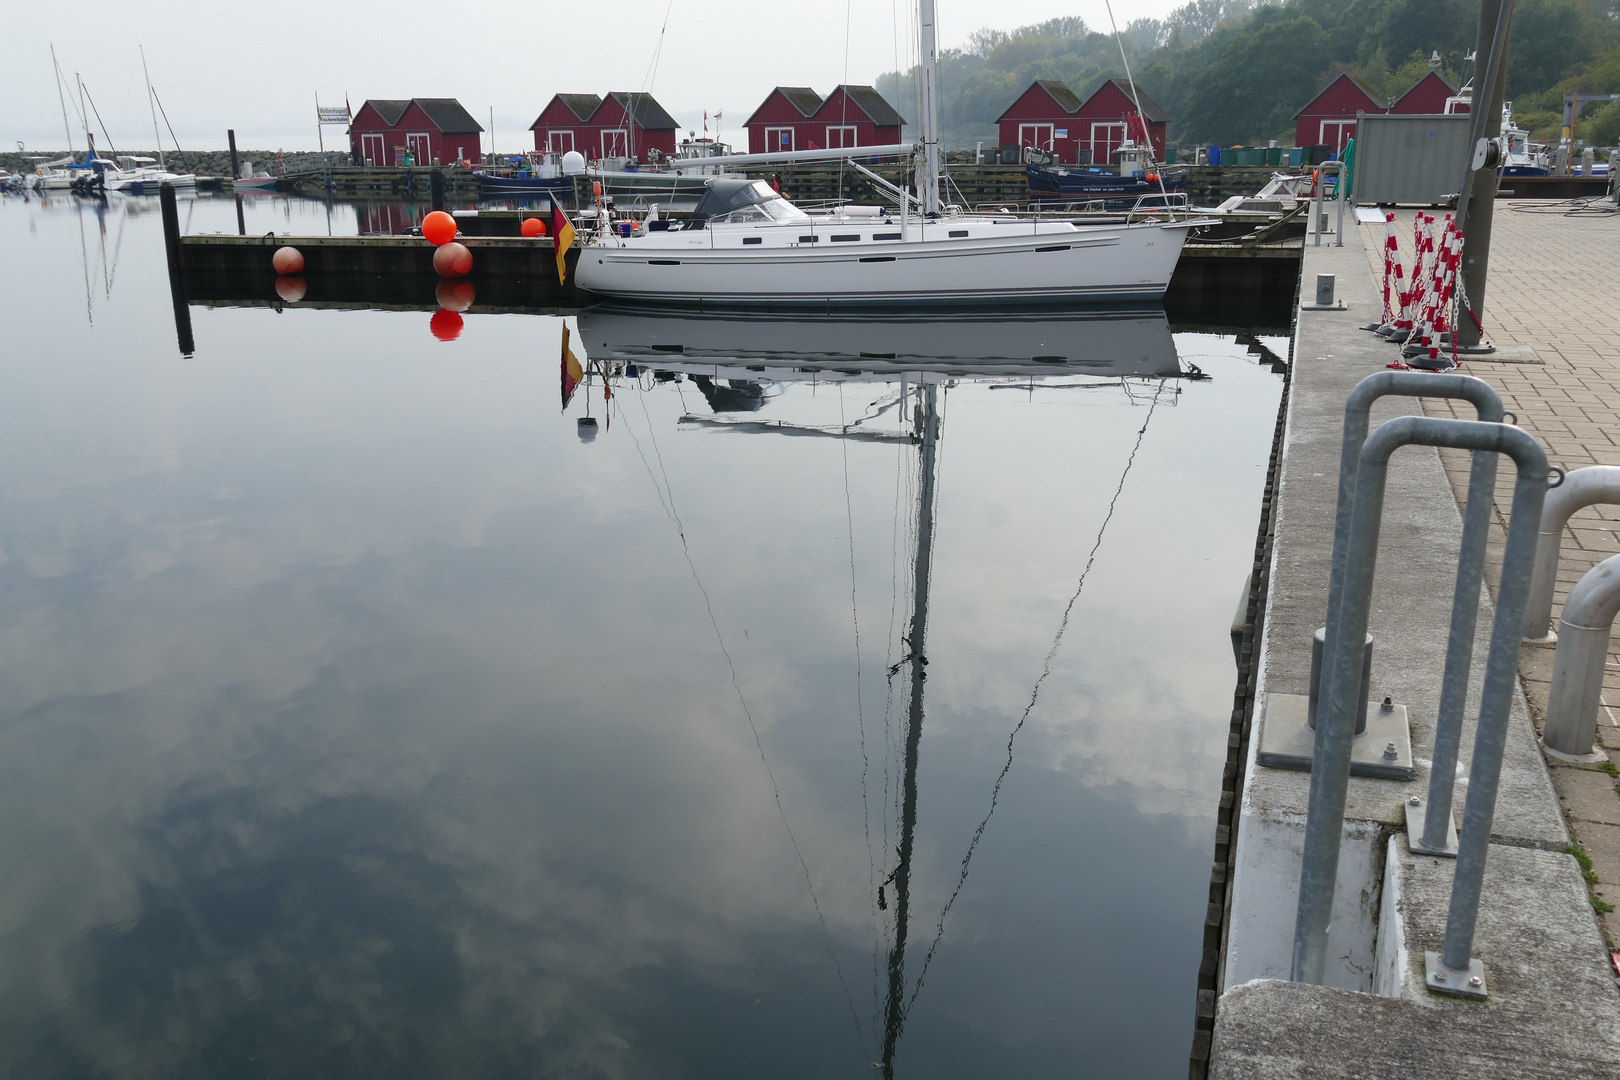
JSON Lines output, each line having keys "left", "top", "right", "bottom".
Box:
{"left": 7, "top": 0, "right": 1184, "bottom": 153}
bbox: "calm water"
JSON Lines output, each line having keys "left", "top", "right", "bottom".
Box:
{"left": 0, "top": 191, "right": 1285, "bottom": 1078}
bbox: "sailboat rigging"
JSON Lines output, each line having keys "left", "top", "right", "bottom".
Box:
{"left": 570, "top": 0, "right": 1207, "bottom": 306}
{"left": 569, "top": 310, "right": 1186, "bottom": 1073}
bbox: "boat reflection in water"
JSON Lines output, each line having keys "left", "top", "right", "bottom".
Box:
{"left": 570, "top": 306, "right": 1191, "bottom": 1078}
{"left": 576, "top": 306, "right": 1185, "bottom": 384}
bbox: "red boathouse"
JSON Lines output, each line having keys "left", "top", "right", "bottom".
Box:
{"left": 744, "top": 85, "right": 905, "bottom": 153}
{"left": 1293, "top": 73, "right": 1386, "bottom": 151}
{"left": 996, "top": 80, "right": 1087, "bottom": 163}
{"left": 1073, "top": 77, "right": 1169, "bottom": 162}
{"left": 350, "top": 99, "right": 483, "bottom": 167}
{"left": 528, "top": 93, "right": 679, "bottom": 161}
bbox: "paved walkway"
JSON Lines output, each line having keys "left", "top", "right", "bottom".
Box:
{"left": 1361, "top": 201, "right": 1620, "bottom": 953}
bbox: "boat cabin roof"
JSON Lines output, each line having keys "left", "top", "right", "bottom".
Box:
{"left": 690, "top": 178, "right": 782, "bottom": 222}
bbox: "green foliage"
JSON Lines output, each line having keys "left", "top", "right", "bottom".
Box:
{"left": 878, "top": 0, "right": 1620, "bottom": 147}
{"left": 1508, "top": 0, "right": 1594, "bottom": 98}
{"left": 1587, "top": 100, "right": 1620, "bottom": 144}
{"left": 1181, "top": 12, "right": 1332, "bottom": 142}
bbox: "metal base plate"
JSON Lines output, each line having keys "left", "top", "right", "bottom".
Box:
{"left": 1257, "top": 693, "right": 1414, "bottom": 780}
{"left": 1425, "top": 951, "right": 1487, "bottom": 999}
{"left": 1300, "top": 301, "right": 1348, "bottom": 311}
{"left": 1405, "top": 798, "right": 1459, "bottom": 857}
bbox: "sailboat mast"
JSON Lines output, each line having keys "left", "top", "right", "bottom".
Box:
{"left": 50, "top": 45, "right": 75, "bottom": 159}
{"left": 917, "top": 0, "right": 943, "bottom": 214}
{"left": 879, "top": 379, "right": 939, "bottom": 1076}
{"left": 141, "top": 45, "right": 164, "bottom": 170}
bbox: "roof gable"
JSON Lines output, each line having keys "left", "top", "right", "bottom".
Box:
{"left": 1293, "top": 72, "right": 1385, "bottom": 118}
{"left": 360, "top": 99, "right": 411, "bottom": 127}
{"left": 607, "top": 92, "right": 678, "bottom": 130}
{"left": 1082, "top": 78, "right": 1168, "bottom": 123}
{"left": 779, "top": 87, "right": 825, "bottom": 117}
{"left": 1390, "top": 70, "right": 1458, "bottom": 110}
{"left": 996, "top": 79, "right": 1084, "bottom": 121}
{"left": 412, "top": 98, "right": 483, "bottom": 133}
{"left": 819, "top": 85, "right": 906, "bottom": 127}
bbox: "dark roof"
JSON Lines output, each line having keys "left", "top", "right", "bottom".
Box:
{"left": 777, "top": 87, "right": 825, "bottom": 117}
{"left": 609, "top": 92, "right": 679, "bottom": 130}
{"left": 1037, "top": 79, "right": 1086, "bottom": 114}
{"left": 413, "top": 98, "right": 483, "bottom": 133}
{"left": 1292, "top": 72, "right": 1385, "bottom": 118}
{"left": 1088, "top": 78, "right": 1169, "bottom": 122}
{"left": 555, "top": 94, "right": 604, "bottom": 123}
{"left": 361, "top": 99, "right": 412, "bottom": 126}
{"left": 834, "top": 84, "right": 907, "bottom": 127}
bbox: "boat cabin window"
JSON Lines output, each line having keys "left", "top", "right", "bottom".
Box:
{"left": 690, "top": 179, "right": 810, "bottom": 226}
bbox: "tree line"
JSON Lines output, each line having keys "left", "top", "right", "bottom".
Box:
{"left": 876, "top": 0, "right": 1620, "bottom": 147}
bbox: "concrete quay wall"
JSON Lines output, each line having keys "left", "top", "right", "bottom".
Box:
{"left": 1206, "top": 217, "right": 1620, "bottom": 1077}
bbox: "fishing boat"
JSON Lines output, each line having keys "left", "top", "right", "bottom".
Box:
{"left": 1027, "top": 143, "right": 1188, "bottom": 208}
{"left": 572, "top": 0, "right": 1203, "bottom": 307}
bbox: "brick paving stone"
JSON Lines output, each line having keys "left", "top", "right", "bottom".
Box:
{"left": 1361, "top": 202, "right": 1620, "bottom": 943}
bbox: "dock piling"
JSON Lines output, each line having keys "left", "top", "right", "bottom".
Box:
{"left": 431, "top": 169, "right": 445, "bottom": 212}
{"left": 159, "top": 182, "right": 194, "bottom": 356}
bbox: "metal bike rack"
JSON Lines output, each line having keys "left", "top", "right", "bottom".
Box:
{"left": 1543, "top": 553, "right": 1620, "bottom": 760}
{"left": 1312, "top": 160, "right": 1347, "bottom": 249}
{"left": 1522, "top": 465, "right": 1620, "bottom": 642}
{"left": 1292, "top": 413, "right": 1549, "bottom": 998}
{"left": 1259, "top": 372, "right": 1504, "bottom": 795}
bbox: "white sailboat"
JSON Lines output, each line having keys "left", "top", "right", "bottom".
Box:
{"left": 573, "top": 0, "right": 1204, "bottom": 307}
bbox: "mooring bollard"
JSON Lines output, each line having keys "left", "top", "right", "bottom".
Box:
{"left": 1522, "top": 465, "right": 1620, "bottom": 641}
{"left": 1542, "top": 553, "right": 1620, "bottom": 760}
{"left": 1315, "top": 274, "right": 1336, "bottom": 306}
{"left": 1294, "top": 413, "right": 1545, "bottom": 992}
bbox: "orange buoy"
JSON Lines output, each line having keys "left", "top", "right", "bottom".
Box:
{"left": 421, "top": 210, "right": 458, "bottom": 246}
{"left": 520, "top": 217, "right": 547, "bottom": 238}
{"left": 274, "top": 275, "right": 307, "bottom": 302}
{"left": 435, "top": 279, "right": 475, "bottom": 312}
{"left": 271, "top": 246, "right": 304, "bottom": 274}
{"left": 432, "top": 241, "right": 473, "bottom": 278}
{"left": 430, "top": 309, "right": 464, "bottom": 341}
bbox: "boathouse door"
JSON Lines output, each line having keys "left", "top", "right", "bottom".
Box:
{"left": 601, "top": 129, "right": 628, "bottom": 158}
{"left": 1019, "top": 123, "right": 1055, "bottom": 153}
{"left": 1320, "top": 120, "right": 1355, "bottom": 152}
{"left": 360, "top": 134, "right": 385, "bottom": 166}
{"left": 547, "top": 131, "right": 574, "bottom": 154}
{"left": 827, "top": 125, "right": 858, "bottom": 149}
{"left": 406, "top": 133, "right": 432, "bottom": 164}
{"left": 765, "top": 127, "right": 795, "bottom": 151}
{"left": 1090, "top": 122, "right": 1127, "bottom": 164}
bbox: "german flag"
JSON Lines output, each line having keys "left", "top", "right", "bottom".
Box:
{"left": 561, "top": 324, "right": 583, "bottom": 411}
{"left": 552, "top": 202, "right": 577, "bottom": 283}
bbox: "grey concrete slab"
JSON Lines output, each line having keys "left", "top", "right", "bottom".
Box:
{"left": 1245, "top": 215, "right": 1566, "bottom": 843}
{"left": 1555, "top": 767, "right": 1620, "bottom": 827}
{"left": 1211, "top": 976, "right": 1620, "bottom": 1079}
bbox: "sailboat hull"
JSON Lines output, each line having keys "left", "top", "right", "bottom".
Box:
{"left": 575, "top": 221, "right": 1198, "bottom": 308}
